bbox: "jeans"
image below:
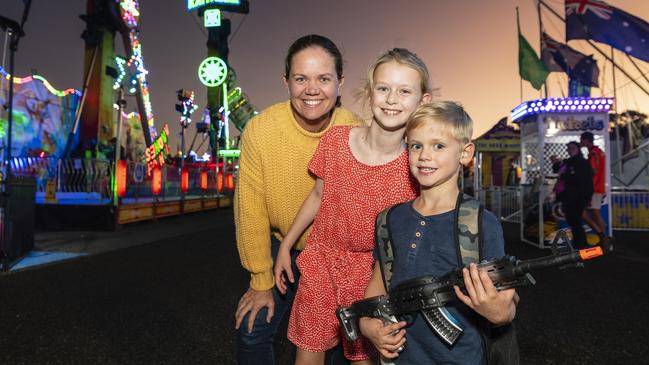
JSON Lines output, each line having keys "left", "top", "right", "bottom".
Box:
{"left": 236, "top": 237, "right": 349, "bottom": 365}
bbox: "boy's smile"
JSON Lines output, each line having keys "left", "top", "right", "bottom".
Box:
{"left": 407, "top": 121, "right": 473, "bottom": 193}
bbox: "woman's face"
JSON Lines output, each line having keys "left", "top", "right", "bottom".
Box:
{"left": 284, "top": 46, "right": 343, "bottom": 132}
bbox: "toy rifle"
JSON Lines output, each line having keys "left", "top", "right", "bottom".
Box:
{"left": 336, "top": 233, "right": 609, "bottom": 346}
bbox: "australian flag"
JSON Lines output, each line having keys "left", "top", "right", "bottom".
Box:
{"left": 542, "top": 32, "right": 599, "bottom": 87}
{"left": 566, "top": 0, "right": 649, "bottom": 63}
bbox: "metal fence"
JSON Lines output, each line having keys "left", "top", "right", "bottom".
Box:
{"left": 476, "top": 186, "right": 522, "bottom": 223}
{"left": 1, "top": 157, "right": 236, "bottom": 204}
{"left": 476, "top": 186, "right": 649, "bottom": 231}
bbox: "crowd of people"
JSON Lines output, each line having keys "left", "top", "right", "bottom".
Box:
{"left": 232, "top": 34, "right": 607, "bottom": 365}
{"left": 551, "top": 132, "right": 611, "bottom": 249}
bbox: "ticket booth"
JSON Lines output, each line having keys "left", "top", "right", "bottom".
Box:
{"left": 511, "top": 97, "right": 613, "bottom": 248}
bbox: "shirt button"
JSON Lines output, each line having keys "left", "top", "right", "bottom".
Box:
{"left": 420, "top": 221, "right": 426, "bottom": 226}
{"left": 411, "top": 243, "right": 417, "bottom": 249}
{"left": 415, "top": 232, "right": 421, "bottom": 238}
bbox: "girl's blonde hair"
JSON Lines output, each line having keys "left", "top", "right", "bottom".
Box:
{"left": 405, "top": 101, "right": 474, "bottom": 145}
{"left": 356, "top": 48, "right": 433, "bottom": 106}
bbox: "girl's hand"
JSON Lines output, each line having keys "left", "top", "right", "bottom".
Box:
{"left": 359, "top": 317, "right": 407, "bottom": 359}
{"left": 273, "top": 248, "right": 294, "bottom": 294}
{"left": 453, "top": 263, "right": 518, "bottom": 325}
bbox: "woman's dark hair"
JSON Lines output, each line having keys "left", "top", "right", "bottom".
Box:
{"left": 284, "top": 34, "right": 344, "bottom": 80}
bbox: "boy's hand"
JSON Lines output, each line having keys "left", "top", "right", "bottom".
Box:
{"left": 359, "top": 317, "right": 407, "bottom": 359}
{"left": 453, "top": 263, "right": 518, "bottom": 326}
{"left": 273, "top": 248, "right": 294, "bottom": 295}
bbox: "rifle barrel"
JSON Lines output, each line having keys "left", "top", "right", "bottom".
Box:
{"left": 515, "top": 246, "right": 603, "bottom": 274}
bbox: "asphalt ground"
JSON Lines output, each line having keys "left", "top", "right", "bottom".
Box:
{"left": 1, "top": 208, "right": 648, "bottom": 364}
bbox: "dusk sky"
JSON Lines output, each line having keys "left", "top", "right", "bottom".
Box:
{"left": 3, "top": 0, "right": 649, "bottom": 151}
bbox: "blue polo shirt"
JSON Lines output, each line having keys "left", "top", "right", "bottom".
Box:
{"left": 374, "top": 201, "right": 505, "bottom": 365}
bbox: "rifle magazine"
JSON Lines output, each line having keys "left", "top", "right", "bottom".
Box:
{"left": 421, "top": 307, "right": 463, "bottom": 346}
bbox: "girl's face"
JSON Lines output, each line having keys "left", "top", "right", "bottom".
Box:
{"left": 370, "top": 61, "right": 430, "bottom": 131}
{"left": 284, "top": 46, "right": 343, "bottom": 132}
{"left": 407, "top": 120, "right": 474, "bottom": 192}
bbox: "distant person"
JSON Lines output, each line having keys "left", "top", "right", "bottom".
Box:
{"left": 233, "top": 34, "right": 361, "bottom": 365}
{"left": 554, "top": 142, "right": 593, "bottom": 249}
{"left": 273, "top": 48, "right": 432, "bottom": 364}
{"left": 359, "top": 102, "right": 518, "bottom": 364}
{"left": 580, "top": 131, "right": 610, "bottom": 245}
{"left": 506, "top": 158, "right": 521, "bottom": 186}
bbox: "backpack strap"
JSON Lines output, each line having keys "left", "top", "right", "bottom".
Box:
{"left": 375, "top": 205, "right": 397, "bottom": 290}
{"left": 454, "top": 192, "right": 484, "bottom": 266}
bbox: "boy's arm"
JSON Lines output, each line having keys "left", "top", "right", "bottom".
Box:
{"left": 359, "top": 263, "right": 407, "bottom": 360}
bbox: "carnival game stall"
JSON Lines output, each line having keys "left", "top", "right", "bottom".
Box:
{"left": 511, "top": 97, "right": 613, "bottom": 248}
{"left": 473, "top": 117, "right": 521, "bottom": 188}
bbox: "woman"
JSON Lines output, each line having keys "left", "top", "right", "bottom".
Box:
{"left": 233, "top": 34, "right": 361, "bottom": 365}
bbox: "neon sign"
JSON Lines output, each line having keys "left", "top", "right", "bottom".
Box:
{"left": 198, "top": 56, "right": 228, "bottom": 87}
{"left": 187, "top": 0, "right": 240, "bottom": 11}
{"left": 204, "top": 9, "right": 221, "bottom": 27}
{"left": 145, "top": 123, "right": 170, "bottom": 174}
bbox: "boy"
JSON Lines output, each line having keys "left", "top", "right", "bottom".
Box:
{"left": 359, "top": 101, "right": 518, "bottom": 364}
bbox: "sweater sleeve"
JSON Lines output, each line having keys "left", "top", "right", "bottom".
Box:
{"left": 234, "top": 121, "right": 275, "bottom": 290}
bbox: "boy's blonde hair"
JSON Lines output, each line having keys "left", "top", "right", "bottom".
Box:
{"left": 356, "top": 48, "right": 432, "bottom": 106}
{"left": 405, "top": 101, "right": 474, "bottom": 145}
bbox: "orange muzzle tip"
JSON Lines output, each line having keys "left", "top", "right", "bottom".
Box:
{"left": 579, "top": 246, "right": 604, "bottom": 260}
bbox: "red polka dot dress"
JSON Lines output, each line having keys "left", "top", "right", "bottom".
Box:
{"left": 287, "top": 126, "right": 417, "bottom": 360}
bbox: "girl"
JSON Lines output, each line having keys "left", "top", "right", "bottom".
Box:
{"left": 274, "top": 48, "right": 432, "bottom": 365}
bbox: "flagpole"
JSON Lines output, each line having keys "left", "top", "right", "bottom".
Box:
{"left": 624, "top": 54, "right": 649, "bottom": 87}
{"left": 539, "top": 0, "right": 649, "bottom": 98}
{"left": 611, "top": 47, "right": 623, "bottom": 176}
{"left": 537, "top": 0, "right": 548, "bottom": 98}
{"left": 517, "top": 7, "right": 523, "bottom": 103}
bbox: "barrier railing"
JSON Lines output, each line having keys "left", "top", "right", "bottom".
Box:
{"left": 476, "top": 186, "right": 522, "bottom": 223}
{"left": 1, "top": 157, "right": 237, "bottom": 205}
{"left": 477, "top": 186, "right": 649, "bottom": 231}
{"left": 610, "top": 188, "right": 649, "bottom": 231}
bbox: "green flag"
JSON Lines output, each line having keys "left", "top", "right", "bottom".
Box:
{"left": 518, "top": 33, "right": 548, "bottom": 90}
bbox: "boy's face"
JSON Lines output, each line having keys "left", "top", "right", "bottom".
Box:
{"left": 406, "top": 119, "right": 474, "bottom": 191}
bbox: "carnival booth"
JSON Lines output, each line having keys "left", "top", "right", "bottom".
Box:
{"left": 511, "top": 97, "right": 613, "bottom": 248}
{"left": 473, "top": 117, "right": 521, "bottom": 190}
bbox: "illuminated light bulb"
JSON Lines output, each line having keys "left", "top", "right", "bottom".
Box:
{"left": 567, "top": 100, "right": 573, "bottom": 105}
{"left": 558, "top": 105, "right": 563, "bottom": 110}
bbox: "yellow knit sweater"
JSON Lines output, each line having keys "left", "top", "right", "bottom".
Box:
{"left": 234, "top": 101, "right": 361, "bottom": 290}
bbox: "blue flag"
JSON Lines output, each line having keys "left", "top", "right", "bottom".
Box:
{"left": 566, "top": 0, "right": 649, "bottom": 63}
{"left": 541, "top": 32, "right": 599, "bottom": 87}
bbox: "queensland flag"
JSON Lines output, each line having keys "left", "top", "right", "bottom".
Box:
{"left": 541, "top": 32, "right": 599, "bottom": 87}
{"left": 566, "top": 0, "right": 649, "bottom": 63}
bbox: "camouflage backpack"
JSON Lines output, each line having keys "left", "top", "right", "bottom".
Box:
{"left": 374, "top": 193, "right": 482, "bottom": 289}
{"left": 374, "top": 192, "right": 520, "bottom": 365}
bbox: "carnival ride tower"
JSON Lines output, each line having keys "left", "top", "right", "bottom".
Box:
{"left": 75, "top": 0, "right": 155, "bottom": 158}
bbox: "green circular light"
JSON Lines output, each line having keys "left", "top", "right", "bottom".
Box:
{"left": 198, "top": 57, "right": 228, "bottom": 87}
